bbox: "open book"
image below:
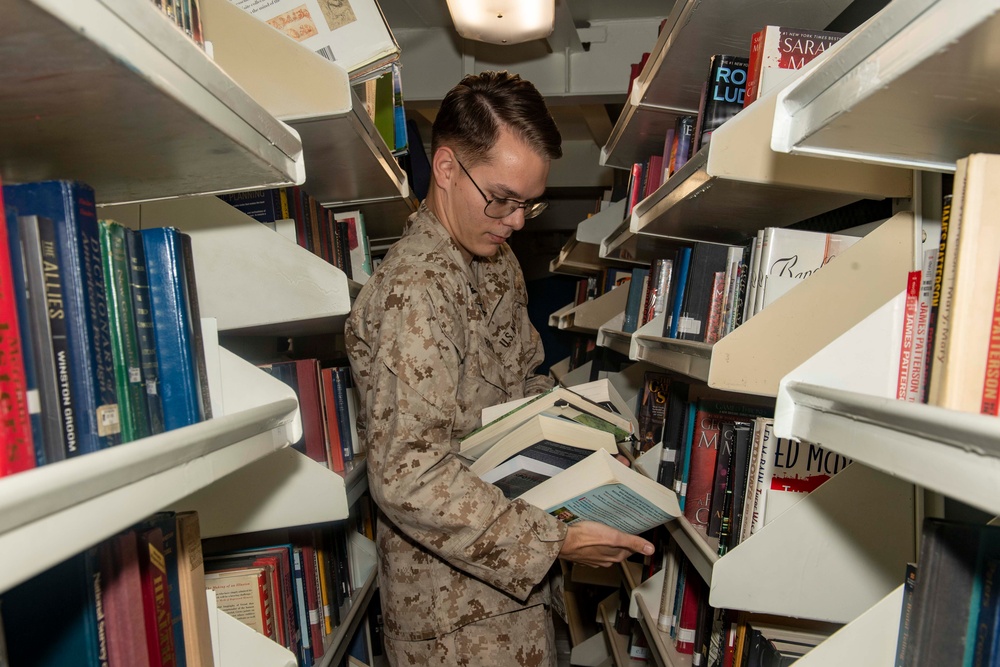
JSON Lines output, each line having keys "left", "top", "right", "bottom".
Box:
{"left": 462, "top": 383, "right": 634, "bottom": 462}
{"left": 517, "top": 449, "right": 681, "bottom": 535}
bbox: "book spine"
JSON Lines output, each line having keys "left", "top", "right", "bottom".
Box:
{"left": 321, "top": 367, "right": 346, "bottom": 472}
{"left": 743, "top": 28, "right": 766, "bottom": 107}
{"left": 5, "top": 181, "right": 122, "bottom": 453}
{"left": 923, "top": 194, "right": 951, "bottom": 403}
{"left": 125, "top": 227, "right": 165, "bottom": 435}
{"left": 665, "top": 247, "right": 692, "bottom": 338}
{"left": 142, "top": 228, "right": 201, "bottom": 432}
{"left": 295, "top": 359, "right": 329, "bottom": 466}
{"left": 896, "top": 271, "right": 920, "bottom": 402}
{"left": 929, "top": 179, "right": 966, "bottom": 406}
{"left": 178, "top": 233, "right": 210, "bottom": 421}
{"left": 332, "top": 367, "right": 355, "bottom": 463}
{"left": 291, "top": 547, "right": 314, "bottom": 667}
{"left": 0, "top": 206, "right": 36, "bottom": 475}
{"left": 100, "top": 220, "right": 151, "bottom": 442}
{"left": 708, "top": 421, "right": 735, "bottom": 538}
{"left": 983, "top": 264, "right": 1000, "bottom": 415}
{"left": 18, "top": 215, "right": 66, "bottom": 464}
{"left": 139, "top": 527, "right": 177, "bottom": 667}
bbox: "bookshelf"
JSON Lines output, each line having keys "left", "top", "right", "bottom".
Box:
{"left": 551, "top": 200, "right": 633, "bottom": 276}
{"left": 0, "top": 1, "right": 390, "bottom": 664}
{"left": 200, "top": 0, "right": 411, "bottom": 233}
{"left": 771, "top": 0, "right": 1000, "bottom": 172}
{"left": 558, "top": 284, "right": 630, "bottom": 334}
{"left": 1, "top": 0, "right": 304, "bottom": 203}
{"left": 601, "top": 0, "right": 858, "bottom": 169}
{"left": 0, "top": 347, "right": 298, "bottom": 594}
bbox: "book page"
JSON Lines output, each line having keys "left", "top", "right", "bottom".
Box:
{"left": 543, "top": 483, "right": 674, "bottom": 535}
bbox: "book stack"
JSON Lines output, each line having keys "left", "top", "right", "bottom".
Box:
{"left": 463, "top": 378, "right": 680, "bottom": 536}
{"left": 217, "top": 188, "right": 374, "bottom": 285}
{"left": 0, "top": 180, "right": 212, "bottom": 478}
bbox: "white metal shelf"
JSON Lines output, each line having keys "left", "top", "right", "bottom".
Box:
{"left": 105, "top": 195, "right": 354, "bottom": 337}
{"left": 200, "top": 0, "right": 410, "bottom": 220}
{"left": 630, "top": 568, "right": 693, "bottom": 667}
{"left": 628, "top": 92, "right": 912, "bottom": 245}
{"left": 557, "top": 284, "right": 630, "bottom": 334}
{"left": 0, "top": 348, "right": 299, "bottom": 593}
{"left": 0, "top": 0, "right": 303, "bottom": 203}
{"left": 551, "top": 200, "right": 634, "bottom": 276}
{"left": 772, "top": 0, "right": 1000, "bottom": 172}
{"left": 602, "top": 0, "right": 857, "bottom": 169}
{"left": 794, "top": 585, "right": 903, "bottom": 667}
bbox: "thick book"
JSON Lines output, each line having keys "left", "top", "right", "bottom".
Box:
{"left": 2, "top": 547, "right": 108, "bottom": 667}
{"left": 178, "top": 233, "right": 212, "bottom": 421}
{"left": 0, "top": 206, "right": 37, "bottom": 475}
{"left": 141, "top": 227, "right": 203, "bottom": 432}
{"left": 461, "top": 383, "right": 634, "bottom": 462}
{"left": 123, "top": 227, "right": 166, "bottom": 435}
{"left": 16, "top": 214, "right": 66, "bottom": 464}
{"left": 4, "top": 180, "right": 122, "bottom": 454}
{"left": 137, "top": 526, "right": 178, "bottom": 667}
{"left": 926, "top": 154, "right": 1000, "bottom": 413}
{"left": 517, "top": 449, "right": 681, "bottom": 535}
{"left": 320, "top": 366, "right": 346, "bottom": 472}
{"left": 174, "top": 513, "right": 215, "bottom": 667}
{"left": 695, "top": 55, "right": 749, "bottom": 151}
{"left": 677, "top": 242, "right": 734, "bottom": 342}
{"left": 743, "top": 26, "right": 845, "bottom": 107}
{"left": 101, "top": 531, "right": 153, "bottom": 667}
{"left": 99, "top": 220, "right": 151, "bottom": 442}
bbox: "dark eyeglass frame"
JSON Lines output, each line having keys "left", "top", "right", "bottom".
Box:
{"left": 456, "top": 158, "right": 548, "bottom": 220}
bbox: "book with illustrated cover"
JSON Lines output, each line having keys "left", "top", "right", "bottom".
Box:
{"left": 635, "top": 371, "right": 670, "bottom": 456}
{"left": 694, "top": 55, "right": 749, "bottom": 152}
{"left": 762, "top": 438, "right": 852, "bottom": 527}
{"left": 517, "top": 449, "right": 680, "bottom": 535}
{"left": 227, "top": 0, "right": 400, "bottom": 82}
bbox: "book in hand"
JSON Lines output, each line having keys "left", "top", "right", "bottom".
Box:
{"left": 471, "top": 413, "right": 618, "bottom": 497}
{"left": 517, "top": 449, "right": 681, "bottom": 535}
{"left": 461, "top": 382, "right": 634, "bottom": 462}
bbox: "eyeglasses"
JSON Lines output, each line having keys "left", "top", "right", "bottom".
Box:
{"left": 456, "top": 158, "right": 548, "bottom": 220}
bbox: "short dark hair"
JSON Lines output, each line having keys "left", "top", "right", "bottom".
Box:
{"left": 431, "top": 70, "right": 562, "bottom": 165}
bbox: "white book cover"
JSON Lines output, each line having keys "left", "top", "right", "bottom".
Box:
{"left": 755, "top": 227, "right": 861, "bottom": 313}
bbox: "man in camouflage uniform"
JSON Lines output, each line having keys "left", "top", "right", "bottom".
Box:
{"left": 345, "top": 71, "right": 654, "bottom": 666}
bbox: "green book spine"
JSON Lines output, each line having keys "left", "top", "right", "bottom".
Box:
{"left": 99, "top": 220, "right": 150, "bottom": 442}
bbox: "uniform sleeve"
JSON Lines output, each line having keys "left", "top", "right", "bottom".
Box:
{"left": 357, "top": 273, "right": 566, "bottom": 601}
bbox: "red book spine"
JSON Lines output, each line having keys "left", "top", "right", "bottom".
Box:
{"left": 674, "top": 575, "right": 703, "bottom": 654}
{"left": 295, "top": 359, "right": 329, "bottom": 467}
{"left": 982, "top": 263, "right": 1000, "bottom": 415}
{"left": 683, "top": 409, "right": 722, "bottom": 532}
{"left": 0, "top": 205, "right": 36, "bottom": 476}
{"left": 138, "top": 528, "right": 176, "bottom": 667}
{"left": 743, "top": 28, "right": 765, "bottom": 107}
{"left": 300, "top": 544, "right": 326, "bottom": 658}
{"left": 897, "top": 271, "right": 920, "bottom": 401}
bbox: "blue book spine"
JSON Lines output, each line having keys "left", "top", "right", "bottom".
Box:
{"left": 666, "top": 246, "right": 692, "bottom": 339}
{"left": 623, "top": 267, "right": 650, "bottom": 334}
{"left": 3, "top": 181, "right": 121, "bottom": 454}
{"left": 292, "top": 547, "right": 314, "bottom": 667}
{"left": 4, "top": 208, "right": 43, "bottom": 464}
{"left": 2, "top": 548, "right": 107, "bottom": 667}
{"left": 332, "top": 367, "right": 354, "bottom": 463}
{"left": 141, "top": 227, "right": 201, "bottom": 431}
{"left": 124, "top": 227, "right": 165, "bottom": 435}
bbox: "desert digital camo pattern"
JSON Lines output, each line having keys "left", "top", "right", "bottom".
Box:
{"left": 345, "top": 204, "right": 566, "bottom": 651}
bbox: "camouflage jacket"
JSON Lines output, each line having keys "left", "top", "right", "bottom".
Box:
{"left": 345, "top": 204, "right": 567, "bottom": 641}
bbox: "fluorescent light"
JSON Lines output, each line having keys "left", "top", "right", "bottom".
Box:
{"left": 445, "top": 0, "right": 555, "bottom": 45}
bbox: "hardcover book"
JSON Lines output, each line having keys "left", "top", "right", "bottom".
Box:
{"left": 100, "top": 220, "right": 152, "bottom": 442}
{"left": 4, "top": 180, "right": 122, "bottom": 454}
{"left": 124, "top": 227, "right": 166, "bottom": 435}
{"left": 141, "top": 227, "right": 204, "bottom": 432}
{"left": 743, "top": 26, "right": 845, "bottom": 107}
{"left": 517, "top": 449, "right": 681, "bottom": 535}
{"left": 695, "top": 55, "right": 749, "bottom": 151}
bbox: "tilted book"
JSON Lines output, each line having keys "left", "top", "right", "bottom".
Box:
{"left": 462, "top": 383, "right": 634, "bottom": 462}
{"left": 517, "top": 449, "right": 681, "bottom": 535}
{"left": 694, "top": 54, "right": 749, "bottom": 151}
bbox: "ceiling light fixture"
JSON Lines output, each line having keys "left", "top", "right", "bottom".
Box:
{"left": 445, "top": 0, "right": 555, "bottom": 45}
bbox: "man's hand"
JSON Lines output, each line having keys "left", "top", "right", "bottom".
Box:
{"left": 558, "top": 520, "right": 655, "bottom": 568}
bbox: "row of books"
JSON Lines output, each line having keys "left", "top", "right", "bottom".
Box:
{"left": 217, "top": 188, "right": 373, "bottom": 284}
{"left": 616, "top": 225, "right": 860, "bottom": 345}
{"left": 653, "top": 535, "right": 833, "bottom": 665}
{"left": 902, "top": 153, "right": 1000, "bottom": 417}
{"left": 1, "top": 511, "right": 213, "bottom": 667}
{"left": 636, "top": 374, "right": 850, "bottom": 553}
{"left": 151, "top": 0, "right": 205, "bottom": 49}
{"left": 623, "top": 25, "right": 844, "bottom": 210}
{"left": 0, "top": 180, "right": 210, "bottom": 477}
{"left": 0, "top": 501, "right": 378, "bottom": 667}
{"left": 260, "top": 358, "right": 362, "bottom": 473}
{"left": 354, "top": 62, "right": 409, "bottom": 157}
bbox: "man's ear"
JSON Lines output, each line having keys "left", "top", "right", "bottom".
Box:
{"left": 431, "top": 146, "right": 457, "bottom": 192}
